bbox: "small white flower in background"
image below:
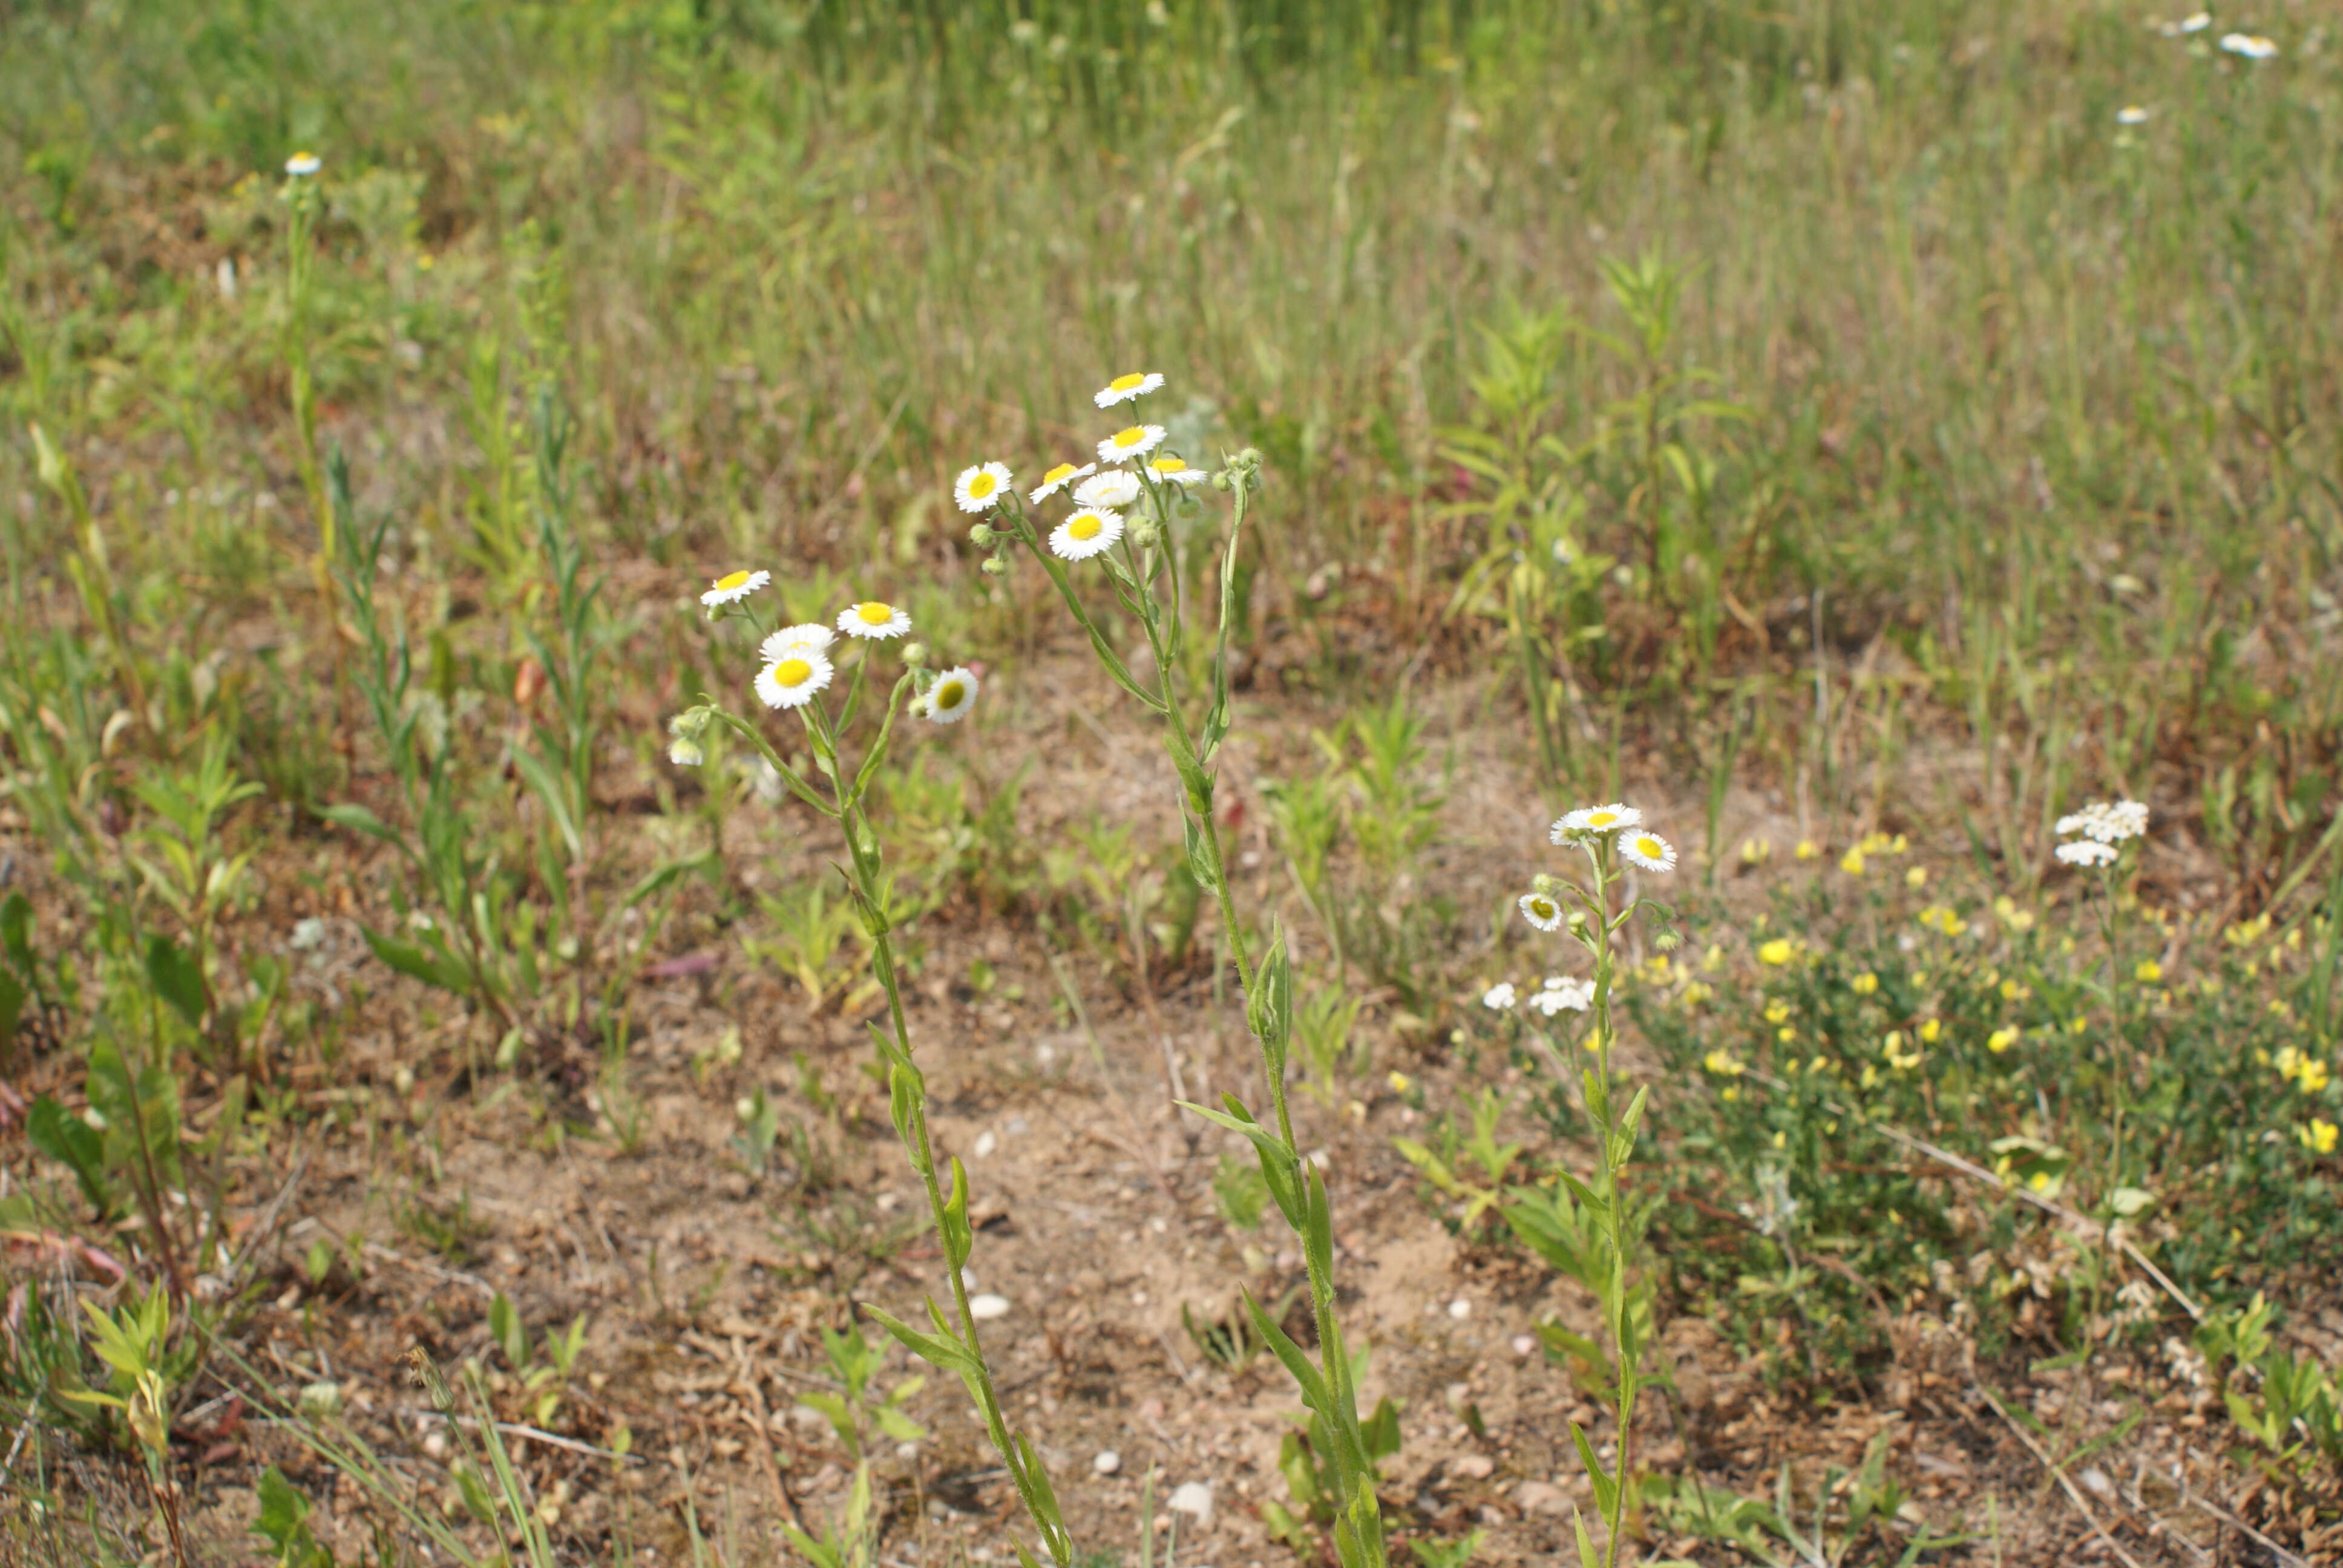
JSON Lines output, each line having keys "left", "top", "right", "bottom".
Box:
{"left": 1097, "top": 423, "right": 1167, "bottom": 464}
{"left": 924, "top": 667, "right": 980, "bottom": 725}
{"left": 284, "top": 151, "right": 322, "bottom": 177}
{"left": 1482, "top": 981, "right": 1518, "bottom": 1010}
{"left": 2117, "top": 105, "right": 2152, "bottom": 125}
{"left": 1073, "top": 469, "right": 1142, "bottom": 509}
{"left": 838, "top": 600, "right": 912, "bottom": 640}
{"left": 1518, "top": 892, "right": 1564, "bottom": 932}
{"left": 1095, "top": 371, "right": 1165, "bottom": 408}
{"left": 290, "top": 917, "right": 329, "bottom": 951}
{"left": 1050, "top": 508, "right": 1124, "bottom": 561}
{"left": 753, "top": 758, "right": 787, "bottom": 803}
{"left": 2056, "top": 799, "right": 2148, "bottom": 844}
{"left": 756, "top": 653, "right": 833, "bottom": 709}
{"left": 1029, "top": 460, "right": 1095, "bottom": 504}
{"left": 2178, "top": 11, "right": 2211, "bottom": 32}
{"left": 1620, "top": 831, "right": 1679, "bottom": 874}
{"left": 760, "top": 624, "right": 834, "bottom": 664}
{"left": 701, "top": 568, "right": 769, "bottom": 608}
{"left": 1531, "top": 976, "right": 1594, "bottom": 1016}
{"left": 1553, "top": 803, "right": 1641, "bottom": 840}
{"left": 2220, "top": 31, "right": 2277, "bottom": 57}
{"left": 953, "top": 462, "right": 1014, "bottom": 513}
{"left": 1147, "top": 454, "right": 1206, "bottom": 486}
{"left": 2057, "top": 840, "right": 2119, "bottom": 867}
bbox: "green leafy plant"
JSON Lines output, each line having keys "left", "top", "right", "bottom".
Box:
{"left": 792, "top": 1322, "right": 928, "bottom": 1463}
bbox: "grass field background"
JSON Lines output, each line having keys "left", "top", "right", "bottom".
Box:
{"left": 3, "top": 1, "right": 2341, "bottom": 1563}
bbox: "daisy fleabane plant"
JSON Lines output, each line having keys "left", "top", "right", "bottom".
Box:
{"left": 1519, "top": 805, "right": 1677, "bottom": 1568}
{"left": 958, "top": 376, "right": 1390, "bottom": 1568}
{"left": 670, "top": 577, "right": 1073, "bottom": 1568}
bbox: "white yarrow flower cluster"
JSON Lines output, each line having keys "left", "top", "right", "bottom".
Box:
{"left": 1482, "top": 981, "right": 1518, "bottom": 1011}
{"left": 1529, "top": 976, "right": 1594, "bottom": 1016}
{"left": 2056, "top": 798, "right": 2146, "bottom": 870}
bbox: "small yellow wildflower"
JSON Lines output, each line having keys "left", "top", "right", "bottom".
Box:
{"left": 1740, "top": 837, "right": 1772, "bottom": 865}
{"left": 2135, "top": 959, "right": 2163, "bottom": 984}
{"left": 1808, "top": 1054, "right": 1830, "bottom": 1073}
{"left": 1758, "top": 939, "right": 1794, "bottom": 966}
{"left": 2029, "top": 1171, "right": 2052, "bottom": 1193}
{"left": 2070, "top": 1016, "right": 2089, "bottom": 1034}
{"left": 2301, "top": 1060, "right": 2333, "bottom": 1094}
{"left": 1860, "top": 1064, "right": 1881, "bottom": 1088}
{"left": 1771, "top": 1130, "right": 1788, "bottom": 1150}
{"left": 1987, "top": 1027, "right": 2020, "bottom": 1053}
{"left": 1763, "top": 999, "right": 1792, "bottom": 1025}
{"left": 1703, "top": 1050, "right": 1746, "bottom": 1077}
{"left": 1919, "top": 1018, "right": 1941, "bottom": 1043}
{"left": 2300, "top": 1119, "right": 2339, "bottom": 1155}
{"left": 1722, "top": 1086, "right": 1740, "bottom": 1101}
{"left": 1777, "top": 1027, "right": 1797, "bottom": 1044}
{"left": 1851, "top": 972, "right": 1879, "bottom": 996}
{"left": 1794, "top": 840, "right": 1819, "bottom": 861}
{"left": 1906, "top": 866, "right": 1928, "bottom": 889}
{"left": 1388, "top": 1071, "right": 1414, "bottom": 1095}
{"left": 1840, "top": 848, "right": 1867, "bottom": 875}
{"left": 2000, "top": 979, "right": 2027, "bottom": 1002}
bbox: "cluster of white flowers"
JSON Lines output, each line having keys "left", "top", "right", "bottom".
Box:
{"left": 688, "top": 571, "right": 977, "bottom": 729}
{"left": 951, "top": 373, "right": 1208, "bottom": 565}
{"left": 1548, "top": 802, "right": 1677, "bottom": 875}
{"left": 1482, "top": 976, "right": 1594, "bottom": 1016}
{"left": 2054, "top": 798, "right": 2148, "bottom": 867}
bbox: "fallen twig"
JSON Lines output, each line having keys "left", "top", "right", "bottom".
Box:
{"left": 393, "top": 1406, "right": 642, "bottom": 1465}
{"left": 1971, "top": 1384, "right": 2145, "bottom": 1568}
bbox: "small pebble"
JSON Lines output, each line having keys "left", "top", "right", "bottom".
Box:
{"left": 1447, "top": 1298, "right": 1472, "bottom": 1319}
{"left": 1167, "top": 1481, "right": 1213, "bottom": 1523}
{"left": 972, "top": 1130, "right": 998, "bottom": 1158}
{"left": 1511, "top": 1333, "right": 1538, "bottom": 1357}
{"left": 1093, "top": 1449, "right": 1122, "bottom": 1476}
{"left": 1450, "top": 1454, "right": 1495, "bottom": 1480}
{"left": 969, "top": 1293, "right": 1011, "bottom": 1321}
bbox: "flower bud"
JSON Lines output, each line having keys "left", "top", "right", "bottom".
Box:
{"left": 901, "top": 641, "right": 929, "bottom": 667}
{"left": 968, "top": 522, "right": 995, "bottom": 548}
{"left": 1531, "top": 872, "right": 1559, "bottom": 896}
{"left": 669, "top": 706, "right": 713, "bottom": 742}
{"left": 1130, "top": 519, "right": 1161, "bottom": 549}
{"left": 667, "top": 737, "right": 705, "bottom": 768}
{"left": 981, "top": 557, "right": 1009, "bottom": 578}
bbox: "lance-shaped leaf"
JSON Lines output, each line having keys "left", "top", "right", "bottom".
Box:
{"left": 1242, "top": 1286, "right": 1331, "bottom": 1416}
{"left": 939, "top": 1156, "right": 974, "bottom": 1273}
{"left": 860, "top": 1302, "right": 975, "bottom": 1375}
{"left": 1568, "top": 1420, "right": 1617, "bottom": 1520}
{"left": 1182, "top": 814, "right": 1220, "bottom": 895}
{"left": 1181, "top": 1096, "right": 1303, "bottom": 1229}
{"left": 1245, "top": 924, "right": 1293, "bottom": 1071}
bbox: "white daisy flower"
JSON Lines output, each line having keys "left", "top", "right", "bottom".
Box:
{"left": 2056, "top": 840, "right": 2119, "bottom": 867}
{"left": 954, "top": 462, "right": 1014, "bottom": 513}
{"left": 1519, "top": 892, "right": 1564, "bottom": 932}
{"left": 702, "top": 569, "right": 770, "bottom": 608}
{"left": 1050, "top": 508, "right": 1125, "bottom": 561}
{"left": 1552, "top": 803, "right": 1642, "bottom": 841}
{"left": 756, "top": 653, "right": 833, "bottom": 710}
{"left": 1097, "top": 424, "right": 1167, "bottom": 465}
{"left": 2178, "top": 11, "right": 2211, "bottom": 31}
{"left": 1482, "top": 981, "right": 1518, "bottom": 1011}
{"left": 2219, "top": 31, "right": 2277, "bottom": 57}
{"left": 2116, "top": 105, "right": 2152, "bottom": 125}
{"left": 925, "top": 667, "right": 980, "bottom": 725}
{"left": 285, "top": 151, "right": 323, "bottom": 177}
{"left": 1620, "top": 831, "right": 1678, "bottom": 874}
{"left": 838, "top": 601, "right": 912, "bottom": 640}
{"left": 1095, "top": 371, "right": 1165, "bottom": 408}
{"left": 1029, "top": 460, "right": 1096, "bottom": 505}
{"left": 1073, "top": 470, "right": 1142, "bottom": 509}
{"left": 759, "top": 623, "right": 834, "bottom": 663}
{"left": 1146, "top": 454, "right": 1206, "bottom": 486}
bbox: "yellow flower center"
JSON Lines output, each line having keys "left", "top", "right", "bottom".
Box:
{"left": 775, "top": 658, "right": 813, "bottom": 687}
{"left": 855, "top": 602, "right": 894, "bottom": 625}
{"left": 1068, "top": 514, "right": 1103, "bottom": 542}
{"left": 1530, "top": 899, "right": 1556, "bottom": 920}
{"left": 1151, "top": 456, "right": 1181, "bottom": 472}
{"left": 1112, "top": 426, "right": 1144, "bottom": 448}
{"left": 716, "top": 570, "right": 752, "bottom": 591}
{"left": 1110, "top": 373, "right": 1149, "bottom": 393}
{"left": 934, "top": 680, "right": 966, "bottom": 711}
{"left": 1633, "top": 836, "right": 1663, "bottom": 858}
{"left": 1043, "top": 463, "right": 1076, "bottom": 485}
{"left": 1586, "top": 810, "right": 1617, "bottom": 827}
{"left": 966, "top": 471, "right": 997, "bottom": 499}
